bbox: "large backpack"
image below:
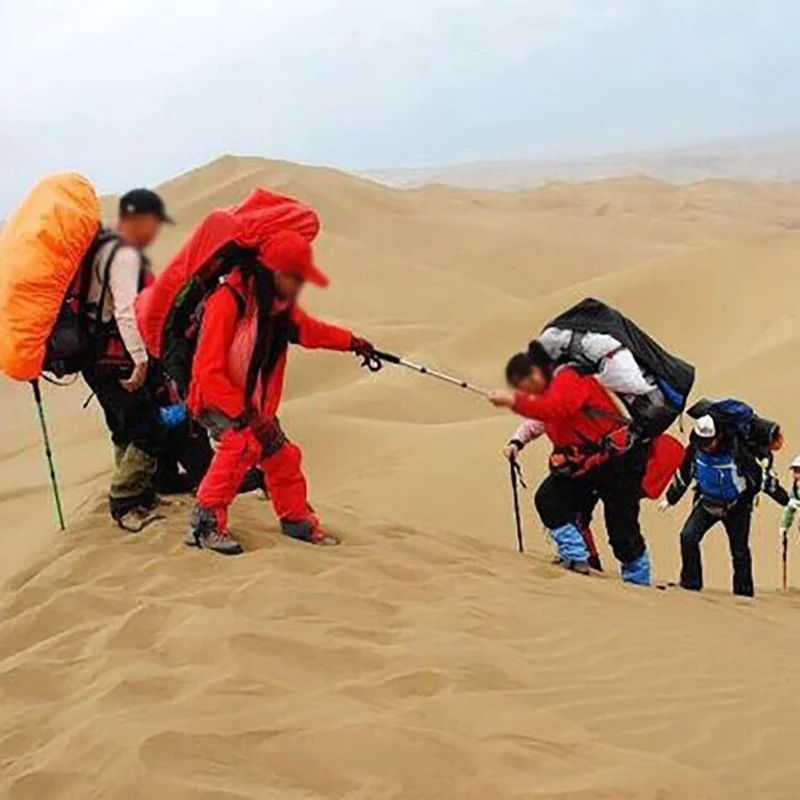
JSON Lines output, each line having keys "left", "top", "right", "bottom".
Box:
{"left": 135, "top": 189, "right": 320, "bottom": 395}
{"left": 541, "top": 298, "right": 696, "bottom": 437}
{"left": 0, "top": 173, "right": 107, "bottom": 381}
{"left": 687, "top": 398, "right": 780, "bottom": 460}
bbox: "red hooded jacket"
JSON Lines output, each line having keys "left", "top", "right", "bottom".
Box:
{"left": 189, "top": 268, "right": 352, "bottom": 422}
{"left": 512, "top": 366, "right": 625, "bottom": 451}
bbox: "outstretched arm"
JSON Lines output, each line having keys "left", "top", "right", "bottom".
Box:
{"left": 509, "top": 419, "right": 546, "bottom": 450}
{"left": 763, "top": 467, "right": 790, "bottom": 507}
{"left": 290, "top": 307, "right": 354, "bottom": 352}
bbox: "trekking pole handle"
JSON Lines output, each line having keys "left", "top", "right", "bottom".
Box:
{"left": 373, "top": 349, "right": 401, "bottom": 365}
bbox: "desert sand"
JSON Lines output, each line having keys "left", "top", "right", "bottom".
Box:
{"left": 2, "top": 157, "right": 800, "bottom": 798}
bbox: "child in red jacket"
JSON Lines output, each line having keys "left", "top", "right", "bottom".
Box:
{"left": 186, "top": 231, "right": 373, "bottom": 555}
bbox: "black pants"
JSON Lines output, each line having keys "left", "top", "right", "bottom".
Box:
{"left": 535, "top": 445, "right": 648, "bottom": 565}
{"left": 83, "top": 364, "right": 165, "bottom": 516}
{"left": 680, "top": 500, "right": 754, "bottom": 597}
{"left": 155, "top": 420, "right": 215, "bottom": 494}
{"left": 83, "top": 365, "right": 165, "bottom": 456}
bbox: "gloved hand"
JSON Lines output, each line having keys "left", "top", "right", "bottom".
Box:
{"left": 503, "top": 442, "right": 520, "bottom": 461}
{"left": 787, "top": 498, "right": 800, "bottom": 511}
{"left": 658, "top": 499, "right": 672, "bottom": 513}
{"left": 159, "top": 402, "right": 188, "bottom": 430}
{"left": 350, "top": 336, "right": 375, "bottom": 359}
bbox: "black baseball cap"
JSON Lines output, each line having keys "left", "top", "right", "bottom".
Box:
{"left": 119, "top": 188, "right": 175, "bottom": 224}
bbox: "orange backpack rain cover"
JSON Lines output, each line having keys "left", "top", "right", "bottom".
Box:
{"left": 0, "top": 173, "right": 100, "bottom": 381}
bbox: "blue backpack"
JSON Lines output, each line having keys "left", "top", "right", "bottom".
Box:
{"left": 687, "top": 398, "right": 779, "bottom": 459}
{"left": 694, "top": 450, "right": 747, "bottom": 503}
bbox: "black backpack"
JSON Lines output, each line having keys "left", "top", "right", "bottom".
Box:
{"left": 540, "top": 298, "right": 696, "bottom": 438}
{"left": 44, "top": 230, "right": 150, "bottom": 378}
{"left": 43, "top": 229, "right": 122, "bottom": 377}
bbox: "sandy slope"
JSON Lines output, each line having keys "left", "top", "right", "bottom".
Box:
{"left": 2, "top": 158, "right": 800, "bottom": 798}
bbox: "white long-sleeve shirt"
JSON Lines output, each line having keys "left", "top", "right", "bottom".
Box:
{"left": 86, "top": 239, "right": 148, "bottom": 365}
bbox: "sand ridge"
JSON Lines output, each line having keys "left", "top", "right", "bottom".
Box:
{"left": 2, "top": 157, "right": 800, "bottom": 797}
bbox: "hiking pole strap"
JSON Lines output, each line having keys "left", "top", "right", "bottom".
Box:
{"left": 30, "top": 380, "right": 66, "bottom": 531}
{"left": 373, "top": 350, "right": 489, "bottom": 397}
{"left": 510, "top": 458, "right": 525, "bottom": 553}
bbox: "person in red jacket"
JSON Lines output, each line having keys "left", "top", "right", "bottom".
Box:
{"left": 490, "top": 345, "right": 652, "bottom": 585}
{"left": 186, "top": 230, "right": 373, "bottom": 555}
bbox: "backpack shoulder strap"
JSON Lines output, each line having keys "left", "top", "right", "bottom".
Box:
{"left": 216, "top": 280, "right": 247, "bottom": 320}
{"left": 94, "top": 236, "right": 125, "bottom": 327}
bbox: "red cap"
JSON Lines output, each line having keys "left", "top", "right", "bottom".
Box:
{"left": 259, "top": 230, "right": 329, "bottom": 288}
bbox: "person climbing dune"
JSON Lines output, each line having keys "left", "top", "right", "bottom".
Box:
{"left": 503, "top": 416, "right": 603, "bottom": 572}
{"left": 662, "top": 413, "right": 789, "bottom": 597}
{"left": 81, "top": 189, "right": 173, "bottom": 532}
{"left": 490, "top": 347, "right": 652, "bottom": 586}
{"left": 185, "top": 229, "right": 374, "bottom": 555}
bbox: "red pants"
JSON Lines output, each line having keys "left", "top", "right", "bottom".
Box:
{"left": 196, "top": 427, "right": 312, "bottom": 531}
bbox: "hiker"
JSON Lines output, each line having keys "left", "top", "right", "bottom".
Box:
{"left": 81, "top": 189, "right": 174, "bottom": 531}
{"left": 504, "top": 417, "right": 603, "bottom": 572}
{"left": 779, "top": 456, "right": 800, "bottom": 541}
{"left": 661, "top": 414, "right": 789, "bottom": 597}
{"left": 185, "top": 229, "right": 374, "bottom": 555}
{"left": 490, "top": 347, "right": 652, "bottom": 585}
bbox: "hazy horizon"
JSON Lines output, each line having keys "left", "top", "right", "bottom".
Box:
{"left": 3, "top": 0, "right": 800, "bottom": 212}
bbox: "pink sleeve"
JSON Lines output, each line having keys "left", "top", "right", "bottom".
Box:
{"left": 510, "top": 418, "right": 546, "bottom": 448}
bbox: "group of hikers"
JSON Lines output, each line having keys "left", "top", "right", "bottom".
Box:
{"left": 491, "top": 323, "right": 796, "bottom": 597}
{"left": 0, "top": 174, "right": 796, "bottom": 598}
{"left": 68, "top": 187, "right": 374, "bottom": 554}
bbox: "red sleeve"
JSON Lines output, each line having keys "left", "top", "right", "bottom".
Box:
{"left": 511, "top": 369, "right": 592, "bottom": 423}
{"left": 193, "top": 288, "right": 246, "bottom": 419}
{"left": 291, "top": 306, "right": 353, "bottom": 351}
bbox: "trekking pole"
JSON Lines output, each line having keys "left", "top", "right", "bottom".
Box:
{"left": 782, "top": 529, "right": 789, "bottom": 591}
{"left": 30, "top": 380, "right": 66, "bottom": 531}
{"left": 364, "top": 350, "right": 490, "bottom": 398}
{"left": 509, "top": 458, "right": 527, "bottom": 554}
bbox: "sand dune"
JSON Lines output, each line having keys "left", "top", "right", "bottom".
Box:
{"left": 3, "top": 157, "right": 800, "bottom": 798}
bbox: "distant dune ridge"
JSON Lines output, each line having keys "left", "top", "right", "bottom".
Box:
{"left": 366, "top": 131, "right": 800, "bottom": 189}
{"left": 3, "top": 155, "right": 800, "bottom": 798}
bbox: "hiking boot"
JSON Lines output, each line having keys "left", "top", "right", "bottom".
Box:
{"left": 186, "top": 506, "right": 243, "bottom": 556}
{"left": 115, "top": 505, "right": 164, "bottom": 533}
{"left": 621, "top": 550, "right": 652, "bottom": 587}
{"left": 281, "top": 519, "right": 340, "bottom": 546}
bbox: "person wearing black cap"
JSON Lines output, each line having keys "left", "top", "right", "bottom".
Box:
{"left": 81, "top": 188, "right": 174, "bottom": 531}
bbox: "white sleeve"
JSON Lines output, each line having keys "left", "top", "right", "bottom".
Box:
{"left": 538, "top": 328, "right": 570, "bottom": 360}
{"left": 510, "top": 418, "right": 546, "bottom": 447}
{"left": 107, "top": 247, "right": 148, "bottom": 365}
{"left": 580, "top": 332, "right": 622, "bottom": 360}
{"left": 598, "top": 350, "right": 655, "bottom": 395}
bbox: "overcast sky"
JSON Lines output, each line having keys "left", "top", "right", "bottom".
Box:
{"left": 1, "top": 0, "right": 799, "bottom": 211}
